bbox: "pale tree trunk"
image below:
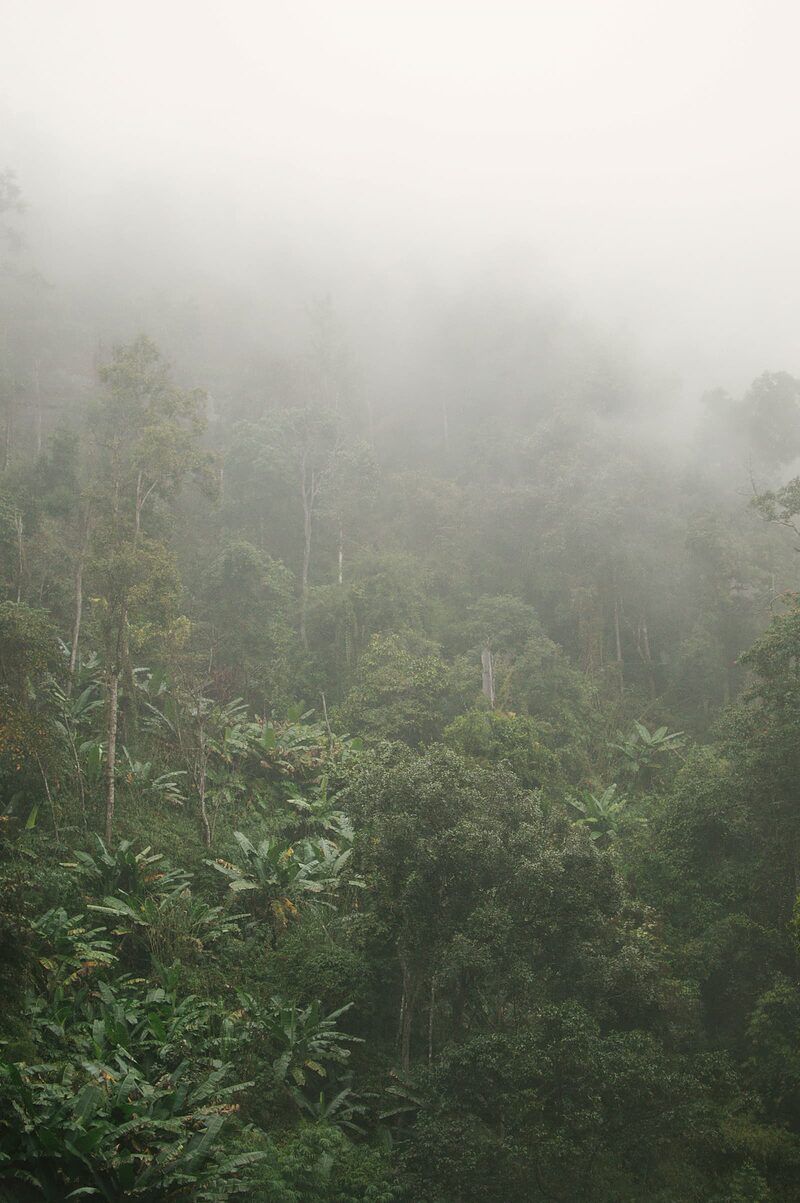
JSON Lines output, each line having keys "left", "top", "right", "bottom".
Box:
{"left": 105, "top": 669, "right": 119, "bottom": 845}
{"left": 300, "top": 491, "right": 311, "bottom": 648}
{"left": 198, "top": 755, "right": 211, "bottom": 849}
{"left": 338, "top": 520, "right": 344, "bottom": 586}
{"left": 69, "top": 560, "right": 83, "bottom": 682}
{"left": 68, "top": 514, "right": 90, "bottom": 691}
{"left": 135, "top": 470, "right": 158, "bottom": 539}
{"left": 195, "top": 718, "right": 212, "bottom": 850}
{"left": 320, "top": 691, "right": 333, "bottom": 738}
{"left": 104, "top": 468, "right": 152, "bottom": 844}
{"left": 481, "top": 647, "right": 495, "bottom": 708}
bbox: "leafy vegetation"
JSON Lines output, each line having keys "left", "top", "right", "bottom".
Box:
{"left": 5, "top": 172, "right": 800, "bottom": 1197}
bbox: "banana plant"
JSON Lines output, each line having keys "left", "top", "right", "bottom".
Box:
{"left": 207, "top": 832, "right": 362, "bottom": 934}
{"left": 0, "top": 973, "right": 262, "bottom": 1202}
{"left": 120, "top": 747, "right": 187, "bottom": 808}
{"left": 233, "top": 992, "right": 361, "bottom": 1105}
{"left": 89, "top": 888, "right": 242, "bottom": 965}
{"left": 65, "top": 835, "right": 190, "bottom": 900}
{"left": 29, "top": 907, "right": 117, "bottom": 990}
{"left": 610, "top": 720, "right": 685, "bottom": 786}
{"left": 282, "top": 775, "right": 355, "bottom": 842}
{"left": 293, "top": 1074, "right": 369, "bottom": 1135}
{"left": 566, "top": 785, "right": 632, "bottom": 847}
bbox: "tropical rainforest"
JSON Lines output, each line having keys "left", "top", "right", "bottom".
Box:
{"left": 4, "top": 161, "right": 800, "bottom": 1202}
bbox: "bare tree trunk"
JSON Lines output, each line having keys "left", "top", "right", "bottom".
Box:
{"left": 69, "top": 561, "right": 84, "bottom": 683}
{"left": 105, "top": 670, "right": 119, "bottom": 845}
{"left": 320, "top": 691, "right": 333, "bottom": 738}
{"left": 198, "top": 757, "right": 211, "bottom": 849}
{"left": 66, "top": 718, "right": 87, "bottom": 828}
{"left": 428, "top": 977, "right": 435, "bottom": 1064}
{"left": 481, "top": 647, "right": 495, "bottom": 708}
{"left": 69, "top": 563, "right": 84, "bottom": 682}
{"left": 338, "top": 521, "right": 344, "bottom": 586}
{"left": 68, "top": 516, "right": 90, "bottom": 690}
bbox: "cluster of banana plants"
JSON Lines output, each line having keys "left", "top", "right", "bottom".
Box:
{"left": 0, "top": 971, "right": 262, "bottom": 1201}
{"left": 207, "top": 830, "right": 362, "bottom": 938}
{"left": 0, "top": 831, "right": 370, "bottom": 1200}
{"left": 137, "top": 674, "right": 364, "bottom": 845}
{"left": 229, "top": 992, "right": 367, "bottom": 1132}
{"left": 44, "top": 648, "right": 366, "bottom": 854}
{"left": 65, "top": 836, "right": 243, "bottom": 969}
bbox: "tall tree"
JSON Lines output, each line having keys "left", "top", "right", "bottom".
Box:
{"left": 88, "top": 336, "right": 211, "bottom": 844}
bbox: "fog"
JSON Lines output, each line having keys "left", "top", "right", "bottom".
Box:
{"left": 3, "top": 0, "right": 800, "bottom": 408}
{"left": 8, "top": 15, "right": 800, "bottom": 1186}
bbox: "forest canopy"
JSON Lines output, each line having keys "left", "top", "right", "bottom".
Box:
{"left": 3, "top": 4, "right": 800, "bottom": 1195}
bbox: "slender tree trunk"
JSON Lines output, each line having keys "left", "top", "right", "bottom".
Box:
{"left": 69, "top": 561, "right": 84, "bottom": 683}
{"left": 66, "top": 720, "right": 87, "bottom": 828}
{"left": 320, "top": 691, "right": 333, "bottom": 738}
{"left": 338, "top": 520, "right": 344, "bottom": 586}
{"left": 481, "top": 647, "right": 495, "bottom": 708}
{"left": 105, "top": 669, "right": 119, "bottom": 845}
{"left": 198, "top": 753, "right": 211, "bottom": 849}
{"left": 68, "top": 516, "right": 90, "bottom": 691}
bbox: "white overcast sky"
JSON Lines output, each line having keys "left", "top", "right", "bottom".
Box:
{"left": 2, "top": 0, "right": 800, "bottom": 393}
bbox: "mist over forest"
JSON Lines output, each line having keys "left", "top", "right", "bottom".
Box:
{"left": 3, "top": 3, "right": 800, "bottom": 1200}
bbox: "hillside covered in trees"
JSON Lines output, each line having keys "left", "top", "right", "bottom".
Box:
{"left": 4, "top": 155, "right": 800, "bottom": 1202}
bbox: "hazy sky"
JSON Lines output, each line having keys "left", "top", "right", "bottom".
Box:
{"left": 2, "top": 0, "right": 800, "bottom": 395}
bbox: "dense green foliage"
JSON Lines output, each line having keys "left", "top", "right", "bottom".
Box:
{"left": 5, "top": 171, "right": 800, "bottom": 1198}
